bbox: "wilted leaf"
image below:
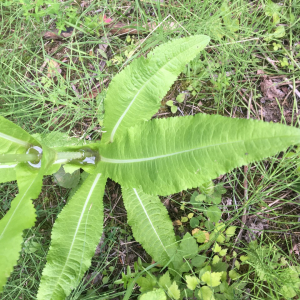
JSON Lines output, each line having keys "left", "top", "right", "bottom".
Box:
{"left": 53, "top": 166, "right": 80, "bottom": 188}
{"left": 193, "top": 230, "right": 209, "bottom": 243}
{"left": 260, "top": 76, "right": 285, "bottom": 100}
{"left": 173, "top": 220, "right": 182, "bottom": 226}
{"left": 47, "top": 59, "right": 62, "bottom": 78}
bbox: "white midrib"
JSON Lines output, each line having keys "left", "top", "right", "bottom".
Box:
{"left": 109, "top": 44, "right": 195, "bottom": 143}
{"left": 51, "top": 173, "right": 101, "bottom": 296}
{"left": 100, "top": 134, "right": 296, "bottom": 164}
{"left": 101, "top": 140, "right": 244, "bottom": 164}
{"left": 133, "top": 188, "right": 168, "bottom": 255}
{"left": 0, "top": 164, "right": 17, "bottom": 169}
{"left": 0, "top": 132, "right": 30, "bottom": 147}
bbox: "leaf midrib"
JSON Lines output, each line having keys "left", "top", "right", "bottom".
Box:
{"left": 0, "top": 131, "right": 30, "bottom": 147}
{"left": 133, "top": 188, "right": 168, "bottom": 255}
{"left": 100, "top": 135, "right": 294, "bottom": 164}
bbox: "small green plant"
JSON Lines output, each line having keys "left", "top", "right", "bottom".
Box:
{"left": 2, "top": 0, "right": 112, "bottom": 34}
{"left": 117, "top": 229, "right": 245, "bottom": 300}
{"left": 0, "top": 34, "right": 300, "bottom": 299}
{"left": 239, "top": 239, "right": 300, "bottom": 299}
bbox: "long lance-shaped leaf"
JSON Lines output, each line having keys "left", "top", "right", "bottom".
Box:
{"left": 0, "top": 116, "right": 40, "bottom": 154}
{"left": 0, "top": 146, "right": 55, "bottom": 293}
{"left": 102, "top": 35, "right": 210, "bottom": 144}
{"left": 122, "top": 187, "right": 177, "bottom": 265}
{"left": 37, "top": 172, "right": 107, "bottom": 300}
{"left": 99, "top": 114, "right": 300, "bottom": 196}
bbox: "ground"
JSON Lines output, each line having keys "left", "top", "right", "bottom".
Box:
{"left": 0, "top": 0, "right": 300, "bottom": 299}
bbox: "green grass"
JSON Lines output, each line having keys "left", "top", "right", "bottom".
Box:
{"left": 1, "top": 0, "right": 300, "bottom": 298}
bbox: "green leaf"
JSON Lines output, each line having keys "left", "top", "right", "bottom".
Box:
{"left": 220, "top": 2, "right": 239, "bottom": 33}
{"left": 280, "top": 285, "right": 296, "bottom": 299}
{"left": 265, "top": 0, "right": 280, "bottom": 24}
{"left": 102, "top": 35, "right": 210, "bottom": 143}
{"left": 0, "top": 163, "right": 16, "bottom": 183}
{"left": 198, "top": 286, "right": 215, "bottom": 300}
{"left": 191, "top": 255, "right": 206, "bottom": 268}
{"left": 274, "top": 26, "right": 285, "bottom": 38}
{"left": 140, "top": 288, "right": 167, "bottom": 300}
{"left": 206, "top": 206, "right": 222, "bottom": 223}
{"left": 190, "top": 217, "right": 199, "bottom": 228}
{"left": 212, "top": 255, "right": 220, "bottom": 265}
{"left": 213, "top": 243, "right": 222, "bottom": 253}
{"left": 171, "top": 106, "right": 178, "bottom": 114}
{"left": 228, "top": 270, "right": 240, "bottom": 280}
{"left": 158, "top": 271, "right": 172, "bottom": 289}
{"left": 0, "top": 116, "right": 39, "bottom": 154}
{"left": 240, "top": 255, "right": 248, "bottom": 262}
{"left": 219, "top": 249, "right": 227, "bottom": 257}
{"left": 137, "top": 274, "right": 157, "bottom": 293}
{"left": 199, "top": 181, "right": 215, "bottom": 195}
{"left": 176, "top": 93, "right": 185, "bottom": 103}
{"left": 167, "top": 281, "right": 180, "bottom": 300}
{"left": 201, "top": 271, "right": 222, "bottom": 287}
{"left": 122, "top": 187, "right": 177, "bottom": 265}
{"left": 37, "top": 172, "right": 107, "bottom": 300}
{"left": 185, "top": 275, "right": 199, "bottom": 290}
{"left": 225, "top": 226, "right": 236, "bottom": 237}
{"left": 99, "top": 114, "right": 300, "bottom": 196}
{"left": 178, "top": 232, "right": 198, "bottom": 259}
{"left": 195, "top": 194, "right": 206, "bottom": 202}
{"left": 0, "top": 146, "right": 55, "bottom": 293}
{"left": 166, "top": 100, "right": 174, "bottom": 107}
